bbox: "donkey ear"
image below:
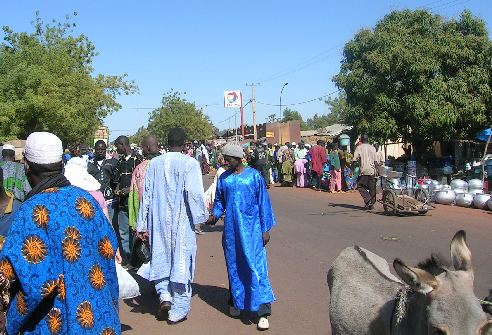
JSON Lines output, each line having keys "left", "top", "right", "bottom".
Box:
{"left": 480, "top": 320, "right": 492, "bottom": 335}
{"left": 393, "top": 259, "right": 438, "bottom": 294}
{"left": 450, "top": 230, "right": 473, "bottom": 272}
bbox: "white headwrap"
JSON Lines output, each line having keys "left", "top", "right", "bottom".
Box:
{"left": 24, "top": 132, "right": 63, "bottom": 164}
{"left": 64, "top": 157, "right": 101, "bottom": 192}
{"left": 2, "top": 144, "right": 15, "bottom": 151}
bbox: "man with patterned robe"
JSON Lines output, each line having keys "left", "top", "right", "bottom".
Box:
{"left": 0, "top": 132, "right": 120, "bottom": 334}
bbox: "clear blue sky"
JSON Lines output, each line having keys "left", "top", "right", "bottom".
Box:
{"left": 2, "top": 0, "right": 491, "bottom": 140}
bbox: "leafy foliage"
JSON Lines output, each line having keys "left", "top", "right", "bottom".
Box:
{"left": 266, "top": 114, "right": 278, "bottom": 123}
{"left": 306, "top": 92, "right": 348, "bottom": 130}
{"left": 147, "top": 90, "right": 214, "bottom": 144}
{"left": 0, "top": 12, "right": 137, "bottom": 145}
{"left": 281, "top": 108, "right": 308, "bottom": 130}
{"left": 334, "top": 9, "right": 492, "bottom": 155}
{"left": 128, "top": 126, "right": 150, "bottom": 145}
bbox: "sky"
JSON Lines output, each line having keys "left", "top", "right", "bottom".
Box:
{"left": 2, "top": 0, "right": 491, "bottom": 140}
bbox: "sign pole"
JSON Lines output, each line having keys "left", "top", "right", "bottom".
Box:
{"left": 240, "top": 92, "right": 245, "bottom": 140}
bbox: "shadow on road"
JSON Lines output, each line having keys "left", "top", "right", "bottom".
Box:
{"left": 193, "top": 284, "right": 254, "bottom": 325}
{"left": 327, "top": 203, "right": 365, "bottom": 211}
{"left": 202, "top": 224, "right": 224, "bottom": 233}
{"left": 123, "top": 272, "right": 160, "bottom": 319}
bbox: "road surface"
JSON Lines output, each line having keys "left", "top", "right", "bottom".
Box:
{"left": 120, "top": 177, "right": 492, "bottom": 334}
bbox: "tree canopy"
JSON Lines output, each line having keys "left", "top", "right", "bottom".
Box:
{"left": 334, "top": 9, "right": 492, "bottom": 156}
{"left": 147, "top": 90, "right": 214, "bottom": 144}
{"left": 281, "top": 107, "right": 308, "bottom": 130}
{"left": 306, "top": 92, "right": 348, "bottom": 130}
{"left": 0, "top": 13, "right": 137, "bottom": 144}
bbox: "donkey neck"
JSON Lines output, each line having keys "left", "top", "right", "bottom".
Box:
{"left": 391, "top": 287, "right": 428, "bottom": 335}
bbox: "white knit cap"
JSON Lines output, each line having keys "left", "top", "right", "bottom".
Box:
{"left": 2, "top": 144, "right": 15, "bottom": 151}
{"left": 24, "top": 132, "right": 63, "bottom": 164}
{"left": 221, "top": 143, "right": 244, "bottom": 159}
{"left": 64, "top": 157, "right": 101, "bottom": 192}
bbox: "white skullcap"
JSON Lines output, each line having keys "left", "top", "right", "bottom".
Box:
{"left": 24, "top": 132, "right": 63, "bottom": 164}
{"left": 292, "top": 142, "right": 297, "bottom": 146}
{"left": 64, "top": 157, "right": 101, "bottom": 192}
{"left": 2, "top": 144, "right": 15, "bottom": 151}
{"left": 222, "top": 143, "right": 244, "bottom": 159}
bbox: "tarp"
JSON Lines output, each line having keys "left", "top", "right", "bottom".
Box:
{"left": 476, "top": 128, "right": 492, "bottom": 141}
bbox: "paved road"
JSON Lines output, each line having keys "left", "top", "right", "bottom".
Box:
{"left": 120, "top": 177, "right": 492, "bottom": 334}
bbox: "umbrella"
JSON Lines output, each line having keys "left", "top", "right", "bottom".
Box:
{"left": 477, "top": 127, "right": 492, "bottom": 183}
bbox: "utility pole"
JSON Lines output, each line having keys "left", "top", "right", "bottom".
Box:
{"left": 246, "top": 83, "right": 259, "bottom": 141}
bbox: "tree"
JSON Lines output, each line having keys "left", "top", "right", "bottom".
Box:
{"left": 334, "top": 9, "right": 492, "bottom": 157}
{"left": 128, "top": 126, "right": 150, "bottom": 145}
{"left": 281, "top": 108, "right": 308, "bottom": 130}
{"left": 147, "top": 90, "right": 214, "bottom": 144}
{"left": 306, "top": 92, "right": 348, "bottom": 130}
{"left": 266, "top": 114, "right": 278, "bottom": 123}
{"left": 0, "top": 13, "right": 137, "bottom": 144}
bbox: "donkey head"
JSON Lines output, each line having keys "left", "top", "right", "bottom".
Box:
{"left": 393, "top": 230, "right": 492, "bottom": 335}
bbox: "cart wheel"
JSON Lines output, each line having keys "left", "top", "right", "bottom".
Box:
{"left": 414, "top": 189, "right": 429, "bottom": 204}
{"left": 382, "top": 190, "right": 397, "bottom": 215}
{"left": 417, "top": 209, "right": 428, "bottom": 215}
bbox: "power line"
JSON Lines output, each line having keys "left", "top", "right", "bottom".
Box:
{"left": 256, "top": 90, "right": 338, "bottom": 107}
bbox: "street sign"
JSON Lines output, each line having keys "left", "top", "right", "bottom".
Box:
{"left": 266, "top": 131, "right": 274, "bottom": 138}
{"left": 224, "top": 90, "right": 242, "bottom": 108}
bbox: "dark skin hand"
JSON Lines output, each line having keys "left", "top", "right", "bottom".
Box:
{"left": 115, "top": 187, "right": 131, "bottom": 196}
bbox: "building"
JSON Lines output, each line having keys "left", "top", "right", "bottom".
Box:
{"left": 94, "top": 126, "right": 110, "bottom": 145}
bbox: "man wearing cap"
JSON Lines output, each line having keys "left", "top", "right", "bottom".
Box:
{"left": 0, "top": 144, "right": 31, "bottom": 201}
{"left": 207, "top": 142, "right": 276, "bottom": 331}
{"left": 136, "top": 128, "right": 207, "bottom": 324}
{"left": 0, "top": 132, "right": 120, "bottom": 334}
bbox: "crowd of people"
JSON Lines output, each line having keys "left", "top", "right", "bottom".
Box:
{"left": 0, "top": 129, "right": 277, "bottom": 333}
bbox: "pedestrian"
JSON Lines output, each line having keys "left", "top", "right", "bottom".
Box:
{"left": 136, "top": 128, "right": 208, "bottom": 324}
{"left": 114, "top": 136, "right": 143, "bottom": 265}
{"left": 294, "top": 158, "right": 308, "bottom": 187}
{"left": 329, "top": 143, "right": 342, "bottom": 193}
{"left": 207, "top": 142, "right": 276, "bottom": 331}
{"left": 204, "top": 154, "right": 226, "bottom": 211}
{"left": 281, "top": 149, "right": 294, "bottom": 187}
{"left": 0, "top": 167, "right": 22, "bottom": 245}
{"left": 200, "top": 143, "right": 210, "bottom": 175}
{"left": 309, "top": 140, "right": 327, "bottom": 191}
{"left": 0, "top": 132, "right": 120, "bottom": 334}
{"left": 294, "top": 142, "right": 307, "bottom": 160}
{"left": 353, "top": 134, "right": 382, "bottom": 210}
{"left": 0, "top": 144, "right": 31, "bottom": 201}
{"left": 87, "top": 140, "right": 119, "bottom": 224}
{"left": 128, "top": 135, "right": 161, "bottom": 231}
{"left": 251, "top": 141, "right": 270, "bottom": 188}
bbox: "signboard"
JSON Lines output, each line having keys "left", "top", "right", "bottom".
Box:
{"left": 224, "top": 90, "right": 242, "bottom": 108}
{"left": 266, "top": 131, "right": 274, "bottom": 138}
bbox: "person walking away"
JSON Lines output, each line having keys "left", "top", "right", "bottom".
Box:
{"left": 328, "top": 143, "right": 342, "bottom": 193}
{"left": 251, "top": 141, "right": 270, "bottom": 189}
{"left": 0, "top": 167, "right": 22, "bottom": 247}
{"left": 0, "top": 144, "right": 31, "bottom": 201}
{"left": 294, "top": 158, "right": 308, "bottom": 187}
{"left": 0, "top": 132, "right": 120, "bottom": 334}
{"left": 87, "top": 140, "right": 118, "bottom": 221}
{"left": 200, "top": 144, "right": 210, "bottom": 175}
{"left": 136, "top": 128, "right": 208, "bottom": 324}
{"left": 114, "top": 136, "right": 142, "bottom": 265}
{"left": 309, "top": 140, "right": 327, "bottom": 191}
{"left": 207, "top": 143, "right": 276, "bottom": 331}
{"left": 353, "top": 134, "right": 381, "bottom": 210}
{"left": 128, "top": 136, "right": 161, "bottom": 231}
{"left": 281, "top": 149, "right": 294, "bottom": 187}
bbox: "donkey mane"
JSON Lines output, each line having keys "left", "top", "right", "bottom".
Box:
{"left": 417, "top": 253, "right": 450, "bottom": 276}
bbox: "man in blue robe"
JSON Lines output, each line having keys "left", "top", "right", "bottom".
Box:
{"left": 136, "top": 128, "right": 208, "bottom": 324}
{"left": 208, "top": 142, "right": 276, "bottom": 331}
{"left": 0, "top": 132, "right": 120, "bottom": 334}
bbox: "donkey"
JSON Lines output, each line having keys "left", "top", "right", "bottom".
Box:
{"left": 328, "top": 230, "right": 492, "bottom": 335}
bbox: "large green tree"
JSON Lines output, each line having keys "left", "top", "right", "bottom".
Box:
{"left": 306, "top": 92, "right": 348, "bottom": 130}
{"left": 147, "top": 90, "right": 214, "bottom": 144}
{"left": 0, "top": 13, "right": 137, "bottom": 144}
{"left": 281, "top": 107, "right": 308, "bottom": 130}
{"left": 334, "top": 9, "right": 492, "bottom": 156}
